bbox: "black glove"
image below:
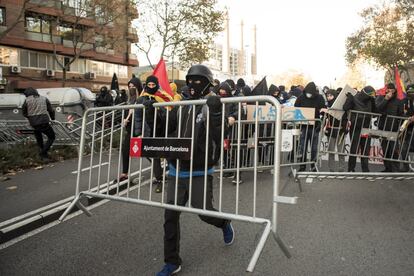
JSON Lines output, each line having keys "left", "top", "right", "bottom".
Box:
{"left": 206, "top": 95, "right": 221, "bottom": 113}
{"left": 143, "top": 98, "right": 156, "bottom": 109}
{"left": 346, "top": 92, "right": 353, "bottom": 98}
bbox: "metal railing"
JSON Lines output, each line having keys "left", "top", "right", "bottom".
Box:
{"left": 59, "top": 96, "right": 297, "bottom": 272}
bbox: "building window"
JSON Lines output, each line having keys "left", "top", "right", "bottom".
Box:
{"left": 38, "top": 53, "right": 47, "bottom": 68}
{"left": 20, "top": 50, "right": 29, "bottom": 67}
{"left": 29, "top": 52, "right": 38, "bottom": 68}
{"left": 0, "top": 7, "right": 5, "bottom": 26}
{"left": 25, "top": 16, "right": 50, "bottom": 34}
{"left": 58, "top": 25, "right": 83, "bottom": 42}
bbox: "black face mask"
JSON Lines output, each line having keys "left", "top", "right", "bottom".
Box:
{"left": 187, "top": 77, "right": 210, "bottom": 98}
{"left": 145, "top": 86, "right": 158, "bottom": 94}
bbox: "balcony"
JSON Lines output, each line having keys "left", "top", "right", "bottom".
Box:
{"left": 29, "top": 0, "right": 62, "bottom": 9}
{"left": 62, "top": 39, "right": 94, "bottom": 51}
{"left": 25, "top": 31, "right": 62, "bottom": 44}
{"left": 129, "top": 53, "right": 137, "bottom": 60}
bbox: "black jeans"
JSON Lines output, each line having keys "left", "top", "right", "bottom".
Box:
{"left": 164, "top": 175, "right": 227, "bottom": 265}
{"left": 381, "top": 140, "right": 400, "bottom": 172}
{"left": 348, "top": 126, "right": 370, "bottom": 172}
{"left": 33, "top": 123, "right": 55, "bottom": 157}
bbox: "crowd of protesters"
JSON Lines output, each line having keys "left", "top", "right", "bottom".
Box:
{"left": 103, "top": 74, "right": 414, "bottom": 188}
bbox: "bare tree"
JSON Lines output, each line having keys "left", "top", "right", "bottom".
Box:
{"left": 47, "top": 0, "right": 137, "bottom": 86}
{"left": 135, "top": 0, "right": 224, "bottom": 68}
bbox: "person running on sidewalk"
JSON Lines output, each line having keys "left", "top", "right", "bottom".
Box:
{"left": 22, "top": 87, "right": 55, "bottom": 161}
{"left": 156, "top": 65, "right": 234, "bottom": 276}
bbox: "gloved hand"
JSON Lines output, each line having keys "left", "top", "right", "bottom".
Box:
{"left": 143, "top": 98, "right": 156, "bottom": 109}
{"left": 206, "top": 95, "right": 221, "bottom": 113}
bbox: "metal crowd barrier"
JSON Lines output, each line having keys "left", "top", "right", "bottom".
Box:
{"left": 0, "top": 110, "right": 123, "bottom": 146}
{"left": 291, "top": 109, "right": 414, "bottom": 185}
{"left": 59, "top": 96, "right": 297, "bottom": 272}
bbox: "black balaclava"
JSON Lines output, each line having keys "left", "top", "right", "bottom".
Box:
{"left": 187, "top": 76, "right": 210, "bottom": 99}
{"left": 145, "top": 75, "right": 159, "bottom": 95}
{"left": 100, "top": 86, "right": 108, "bottom": 94}
{"left": 237, "top": 78, "right": 246, "bottom": 88}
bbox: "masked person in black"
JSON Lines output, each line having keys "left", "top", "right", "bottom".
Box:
{"left": 294, "top": 82, "right": 326, "bottom": 171}
{"left": 22, "top": 87, "right": 56, "bottom": 161}
{"left": 343, "top": 86, "right": 377, "bottom": 172}
{"left": 157, "top": 65, "right": 234, "bottom": 276}
{"left": 376, "top": 83, "right": 404, "bottom": 172}
{"left": 95, "top": 86, "right": 113, "bottom": 107}
{"left": 236, "top": 78, "right": 252, "bottom": 96}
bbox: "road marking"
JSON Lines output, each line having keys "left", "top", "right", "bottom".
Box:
{"left": 0, "top": 175, "right": 152, "bottom": 250}
{"left": 71, "top": 162, "right": 109, "bottom": 174}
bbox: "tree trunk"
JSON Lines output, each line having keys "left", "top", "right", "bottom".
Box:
{"left": 62, "top": 68, "right": 67, "bottom": 87}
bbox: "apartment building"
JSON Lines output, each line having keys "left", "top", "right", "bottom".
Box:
{"left": 0, "top": 0, "right": 139, "bottom": 93}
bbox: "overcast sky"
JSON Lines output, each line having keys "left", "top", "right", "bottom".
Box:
{"left": 217, "top": 0, "right": 385, "bottom": 86}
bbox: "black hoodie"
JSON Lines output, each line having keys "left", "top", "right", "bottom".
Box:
{"left": 294, "top": 82, "right": 326, "bottom": 119}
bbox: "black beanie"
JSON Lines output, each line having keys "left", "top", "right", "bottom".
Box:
{"left": 128, "top": 77, "right": 143, "bottom": 93}
{"left": 146, "top": 75, "right": 159, "bottom": 86}
{"left": 362, "top": 85, "right": 376, "bottom": 97}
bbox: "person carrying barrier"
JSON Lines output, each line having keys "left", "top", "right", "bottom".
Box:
{"left": 343, "top": 86, "right": 377, "bottom": 172}
{"left": 134, "top": 75, "right": 173, "bottom": 193}
{"left": 322, "top": 89, "right": 346, "bottom": 172}
{"left": 376, "top": 83, "right": 404, "bottom": 172}
{"left": 22, "top": 87, "right": 56, "bottom": 161}
{"left": 294, "top": 81, "right": 326, "bottom": 171}
{"left": 157, "top": 65, "right": 234, "bottom": 276}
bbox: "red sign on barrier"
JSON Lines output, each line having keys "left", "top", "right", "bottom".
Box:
{"left": 130, "top": 137, "right": 142, "bottom": 157}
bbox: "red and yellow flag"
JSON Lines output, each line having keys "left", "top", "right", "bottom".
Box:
{"left": 395, "top": 65, "right": 406, "bottom": 100}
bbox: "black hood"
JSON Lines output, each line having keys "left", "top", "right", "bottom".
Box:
{"left": 236, "top": 78, "right": 246, "bottom": 88}
{"left": 218, "top": 81, "right": 232, "bottom": 97}
{"left": 128, "top": 77, "right": 143, "bottom": 94}
{"left": 291, "top": 87, "right": 302, "bottom": 97}
{"left": 303, "top": 82, "right": 318, "bottom": 97}
{"left": 355, "top": 90, "right": 371, "bottom": 103}
{"left": 268, "top": 84, "right": 279, "bottom": 95}
{"left": 24, "top": 87, "right": 39, "bottom": 97}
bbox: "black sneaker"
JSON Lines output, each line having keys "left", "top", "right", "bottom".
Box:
{"left": 154, "top": 180, "right": 163, "bottom": 193}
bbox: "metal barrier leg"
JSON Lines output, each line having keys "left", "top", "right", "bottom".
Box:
{"left": 291, "top": 167, "right": 303, "bottom": 192}
{"left": 59, "top": 193, "right": 92, "bottom": 222}
{"left": 272, "top": 231, "right": 292, "bottom": 259}
{"left": 246, "top": 220, "right": 272, "bottom": 272}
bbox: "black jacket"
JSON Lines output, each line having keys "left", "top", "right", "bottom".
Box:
{"left": 376, "top": 95, "right": 404, "bottom": 131}
{"left": 134, "top": 95, "right": 166, "bottom": 138}
{"left": 294, "top": 82, "right": 326, "bottom": 130}
{"left": 167, "top": 98, "right": 228, "bottom": 172}
{"left": 95, "top": 91, "right": 113, "bottom": 107}
{"left": 343, "top": 92, "right": 376, "bottom": 129}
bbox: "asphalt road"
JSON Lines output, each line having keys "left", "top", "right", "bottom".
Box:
{"left": 1, "top": 168, "right": 413, "bottom": 275}
{"left": 0, "top": 152, "right": 151, "bottom": 222}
